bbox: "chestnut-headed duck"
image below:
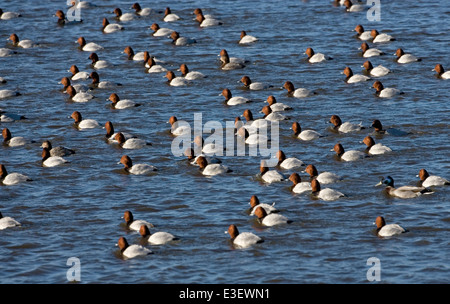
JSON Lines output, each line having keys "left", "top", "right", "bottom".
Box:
{"left": 362, "top": 136, "right": 392, "bottom": 155}
{"left": 375, "top": 216, "right": 406, "bottom": 237}
{"left": 114, "top": 133, "right": 150, "bottom": 149}
{"left": 362, "top": 61, "right": 390, "bottom": 77}
{"left": 283, "top": 81, "right": 314, "bottom": 98}
{"left": 102, "top": 18, "right": 123, "bottom": 33}
{"left": 289, "top": 173, "right": 312, "bottom": 194}
{"left": 123, "top": 210, "right": 154, "bottom": 231}
{"left": 119, "top": 155, "right": 157, "bottom": 174}
{"left": 196, "top": 156, "right": 230, "bottom": 176}
{"left": 291, "top": 122, "right": 322, "bottom": 141}
{"left": 333, "top": 143, "right": 366, "bottom": 161}
{"left": 360, "top": 42, "right": 384, "bottom": 58}
{"left": 55, "top": 10, "right": 69, "bottom": 25}
{"left": 104, "top": 121, "right": 134, "bottom": 142}
{"left": 70, "top": 111, "right": 99, "bottom": 129}
{"left": 169, "top": 116, "right": 191, "bottom": 136}
{"left": 260, "top": 160, "right": 285, "bottom": 183}
{"left": 342, "top": 66, "right": 370, "bottom": 83}
{"left": 41, "top": 140, "right": 75, "bottom": 157}
{"left": 432, "top": 64, "right": 450, "bottom": 79}
{"left": 66, "top": 85, "right": 94, "bottom": 103}
{"left": 241, "top": 109, "right": 267, "bottom": 129}
{"left": 194, "top": 136, "right": 222, "bottom": 156}
{"left": 254, "top": 206, "right": 292, "bottom": 226}
{"left": 371, "top": 29, "right": 395, "bottom": 43}
{"left": 8, "top": 33, "right": 34, "bottom": 49}
{"left": 219, "top": 49, "right": 246, "bottom": 70}
{"left": 68, "top": 65, "right": 90, "bottom": 81}
{"left": 354, "top": 24, "right": 371, "bottom": 40}
{"left": 140, "top": 225, "right": 178, "bottom": 245}
{"left": 395, "top": 48, "right": 421, "bottom": 64}
{"left": 117, "top": 237, "right": 152, "bottom": 259}
{"left": 261, "top": 105, "right": 288, "bottom": 121}
{"left": 370, "top": 119, "right": 409, "bottom": 136}
{"left": 42, "top": 147, "right": 69, "bottom": 167}
{"left": 417, "top": 169, "right": 449, "bottom": 188}
{"left": 131, "top": 3, "right": 151, "bottom": 16}
{"left": 221, "top": 88, "right": 249, "bottom": 106}
{"left": 311, "top": 179, "right": 345, "bottom": 201}
{"left": 193, "top": 8, "right": 213, "bottom": 19}
{"left": 237, "top": 127, "right": 269, "bottom": 146}
{"left": 0, "top": 9, "right": 21, "bottom": 20}
{"left": 113, "top": 8, "right": 134, "bottom": 22}
{"left": 150, "top": 23, "right": 174, "bottom": 37}
{"left": 184, "top": 148, "right": 222, "bottom": 166}
{"left": 179, "top": 64, "right": 206, "bottom": 80}
{"left": 305, "top": 47, "right": 332, "bottom": 63}
{"left": 248, "top": 195, "right": 278, "bottom": 216}
{"left": 226, "top": 224, "right": 263, "bottom": 248}
{"left": 196, "top": 12, "right": 222, "bottom": 27}
{"left": 344, "top": 0, "right": 365, "bottom": 12}
{"left": 123, "top": 46, "right": 145, "bottom": 61}
{"left": 164, "top": 7, "right": 180, "bottom": 22}
{"left": 165, "top": 71, "right": 188, "bottom": 86}
{"left": 305, "top": 164, "right": 340, "bottom": 184}
{"left": 2, "top": 128, "right": 28, "bottom": 146}
{"left": 0, "top": 212, "right": 21, "bottom": 230}
{"left": 89, "top": 72, "right": 121, "bottom": 88}
{"left": 108, "top": 93, "right": 140, "bottom": 109}
{"left": 0, "top": 89, "right": 20, "bottom": 99}
{"left": 266, "top": 95, "right": 292, "bottom": 112}
{"left": 372, "top": 80, "right": 403, "bottom": 98}
{"left": 239, "top": 31, "right": 258, "bottom": 44}
{"left": 329, "top": 115, "right": 364, "bottom": 133}
{"left": 146, "top": 56, "right": 167, "bottom": 73}
{"left": 77, "top": 37, "right": 103, "bottom": 52}
{"left": 69, "top": 1, "right": 94, "bottom": 9}
{"left": 0, "top": 164, "right": 31, "bottom": 186}
{"left": 241, "top": 76, "right": 271, "bottom": 90}
{"left": 89, "top": 53, "right": 110, "bottom": 69}
{"left": 376, "top": 176, "right": 432, "bottom": 198}
{"left": 170, "top": 31, "right": 196, "bottom": 46}
{"left": 276, "top": 150, "right": 305, "bottom": 170}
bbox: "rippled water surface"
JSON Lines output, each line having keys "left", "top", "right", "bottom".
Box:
{"left": 0, "top": 0, "right": 449, "bottom": 284}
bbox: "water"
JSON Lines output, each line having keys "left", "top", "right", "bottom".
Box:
{"left": 0, "top": 0, "right": 449, "bottom": 284}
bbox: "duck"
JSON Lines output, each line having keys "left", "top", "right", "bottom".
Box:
{"left": 370, "top": 119, "right": 409, "bottom": 136}
{"left": 184, "top": 148, "right": 222, "bottom": 166}
{"left": 311, "top": 179, "right": 345, "bottom": 201}
{"left": 241, "top": 109, "right": 269, "bottom": 130}
{"left": 169, "top": 116, "right": 190, "bottom": 136}
{"left": 196, "top": 156, "right": 230, "bottom": 176}
{"left": 195, "top": 12, "right": 222, "bottom": 27}
{"left": 329, "top": 115, "right": 364, "bottom": 133}
{"left": 333, "top": 143, "right": 366, "bottom": 161}
{"left": 261, "top": 105, "right": 288, "bottom": 121}
{"left": 54, "top": 10, "right": 70, "bottom": 25}
{"left": 0, "top": 212, "right": 21, "bottom": 230}
{"left": 372, "top": 80, "right": 403, "bottom": 98}
{"left": 123, "top": 46, "right": 145, "bottom": 61}
{"left": 113, "top": 8, "right": 134, "bottom": 22}
{"left": 375, "top": 216, "right": 406, "bottom": 237}
{"left": 60, "top": 77, "right": 88, "bottom": 93}
{"left": 362, "top": 61, "right": 390, "bottom": 77}
{"left": 219, "top": 49, "right": 246, "bottom": 70}
{"left": 163, "top": 7, "right": 180, "bottom": 22}
{"left": 371, "top": 29, "right": 395, "bottom": 43}
{"left": 150, "top": 23, "right": 174, "bottom": 37}
{"left": 108, "top": 93, "right": 141, "bottom": 109}
{"left": 432, "top": 64, "right": 450, "bottom": 79}
{"left": 240, "top": 76, "right": 271, "bottom": 90}
{"left": 102, "top": 17, "right": 123, "bottom": 33}
{"left": 266, "top": 96, "right": 291, "bottom": 112}
{"left": 342, "top": 67, "right": 370, "bottom": 83}
{"left": 117, "top": 237, "right": 152, "bottom": 259}
{"left": 304, "top": 47, "right": 332, "bottom": 63}
{"left": 179, "top": 64, "right": 205, "bottom": 80}
{"left": 417, "top": 169, "right": 449, "bottom": 188}
{"left": 0, "top": 164, "right": 31, "bottom": 186}
{"left": 140, "top": 225, "right": 178, "bottom": 245}
{"left": 254, "top": 206, "right": 291, "bottom": 226}
{"left": 0, "top": 89, "right": 20, "bottom": 99}
{"left": 42, "top": 147, "right": 69, "bottom": 167}
{"left": 165, "top": 71, "right": 188, "bottom": 86}
{"left": 122, "top": 210, "right": 154, "bottom": 231}
{"left": 119, "top": 155, "right": 157, "bottom": 174}
{"left": 40, "top": 140, "right": 75, "bottom": 157}
{"left": 114, "top": 133, "right": 150, "bottom": 149}
{"left": 66, "top": 85, "right": 94, "bottom": 103}
{"left": 146, "top": 56, "right": 167, "bottom": 73}
{"left": 2, "top": 128, "right": 28, "bottom": 147}
{"left": 291, "top": 122, "right": 322, "bottom": 141}
{"left": 193, "top": 136, "right": 222, "bottom": 156}
{"left": 248, "top": 195, "right": 278, "bottom": 216}
{"left": 239, "top": 31, "right": 258, "bottom": 44}
{"left": 376, "top": 176, "right": 432, "bottom": 198}
{"left": 362, "top": 136, "right": 392, "bottom": 155}
{"left": 8, "top": 33, "right": 35, "bottom": 49}
{"left": 283, "top": 81, "right": 314, "bottom": 98}
{"left": 221, "top": 88, "right": 249, "bottom": 106}
{"left": 170, "top": 31, "right": 196, "bottom": 46}
{"left": 131, "top": 3, "right": 151, "bottom": 16}
{"left": 193, "top": 8, "right": 213, "bottom": 20}
{"left": 0, "top": 8, "right": 21, "bottom": 20}
{"left": 70, "top": 111, "right": 99, "bottom": 129}
{"left": 343, "top": 0, "right": 365, "bottom": 12}
{"left": 77, "top": 36, "right": 103, "bottom": 52}
{"left": 305, "top": 164, "right": 341, "bottom": 185}
{"left": 104, "top": 121, "right": 135, "bottom": 143}
{"left": 360, "top": 42, "right": 384, "bottom": 58}
{"left": 395, "top": 48, "right": 421, "bottom": 64}
{"left": 276, "top": 150, "right": 305, "bottom": 170}
{"left": 89, "top": 72, "right": 121, "bottom": 89}
{"left": 88, "top": 53, "right": 110, "bottom": 69}
{"left": 289, "top": 173, "right": 312, "bottom": 194}
{"left": 236, "top": 127, "right": 269, "bottom": 146}
{"left": 0, "top": 48, "right": 16, "bottom": 57}
{"left": 354, "top": 24, "right": 371, "bottom": 40}
{"left": 260, "top": 160, "right": 285, "bottom": 183}
{"left": 226, "top": 224, "right": 263, "bottom": 248}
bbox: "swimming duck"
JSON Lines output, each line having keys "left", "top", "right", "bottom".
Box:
{"left": 289, "top": 173, "right": 312, "bottom": 194}
{"left": 139, "top": 225, "right": 178, "bottom": 245}
{"left": 376, "top": 176, "right": 432, "bottom": 198}
{"left": 248, "top": 195, "right": 278, "bottom": 216}
{"left": 362, "top": 136, "right": 392, "bottom": 155}
{"left": 226, "top": 224, "right": 263, "bottom": 248}
{"left": 311, "top": 179, "right": 345, "bottom": 201}
{"left": 305, "top": 164, "right": 341, "bottom": 184}
{"left": 417, "top": 169, "right": 449, "bottom": 188}
{"left": 375, "top": 216, "right": 406, "bottom": 237}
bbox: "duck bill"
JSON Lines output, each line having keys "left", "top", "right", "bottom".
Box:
{"left": 375, "top": 181, "right": 383, "bottom": 187}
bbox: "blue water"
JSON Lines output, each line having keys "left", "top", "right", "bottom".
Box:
{"left": 0, "top": 0, "right": 449, "bottom": 284}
